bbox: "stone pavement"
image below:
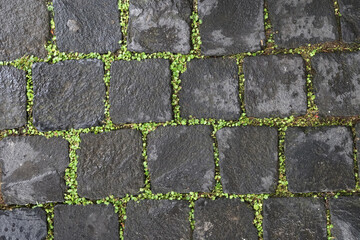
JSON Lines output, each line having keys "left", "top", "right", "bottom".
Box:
{"left": 0, "top": 0, "right": 360, "bottom": 239}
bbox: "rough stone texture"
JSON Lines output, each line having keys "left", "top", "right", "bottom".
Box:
{"left": 54, "top": 0, "right": 122, "bottom": 54}
{"left": 0, "top": 136, "right": 69, "bottom": 205}
{"left": 110, "top": 59, "right": 172, "bottom": 124}
{"left": 127, "top": 0, "right": 192, "bottom": 54}
{"left": 193, "top": 198, "right": 258, "bottom": 240}
{"left": 285, "top": 127, "right": 355, "bottom": 193}
{"left": 198, "top": 0, "right": 265, "bottom": 55}
{"left": 0, "top": 0, "right": 49, "bottom": 61}
{"left": 0, "top": 66, "right": 27, "bottom": 130}
{"left": 330, "top": 197, "right": 360, "bottom": 240}
{"left": 244, "top": 55, "right": 307, "bottom": 118}
{"left": 339, "top": 0, "right": 360, "bottom": 43}
{"left": 0, "top": 208, "right": 47, "bottom": 240}
{"left": 32, "top": 60, "right": 105, "bottom": 131}
{"left": 147, "top": 126, "right": 215, "bottom": 193}
{"left": 267, "top": 0, "right": 339, "bottom": 48}
{"left": 312, "top": 52, "right": 360, "bottom": 117}
{"left": 263, "top": 197, "right": 327, "bottom": 240}
{"left": 216, "top": 127, "right": 278, "bottom": 194}
{"left": 179, "top": 58, "right": 241, "bottom": 120}
{"left": 77, "top": 130, "right": 144, "bottom": 199}
{"left": 124, "top": 200, "right": 190, "bottom": 240}
{"left": 357, "top": 123, "right": 360, "bottom": 177}
{"left": 54, "top": 204, "right": 119, "bottom": 240}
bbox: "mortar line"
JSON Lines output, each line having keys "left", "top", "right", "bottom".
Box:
{"left": 333, "top": 0, "right": 343, "bottom": 42}
{"left": 140, "top": 130, "right": 151, "bottom": 193}
{"left": 263, "top": 0, "right": 276, "bottom": 53}
{"left": 190, "top": 0, "right": 201, "bottom": 56}
{"left": 301, "top": 53, "right": 319, "bottom": 114}
{"left": 237, "top": 56, "right": 246, "bottom": 117}
{"left": 119, "top": 0, "right": 130, "bottom": 52}
{"left": 351, "top": 125, "right": 359, "bottom": 189}
{"left": 211, "top": 125, "right": 223, "bottom": 194}
{"left": 275, "top": 127, "right": 291, "bottom": 196}
{"left": 325, "top": 196, "right": 333, "bottom": 240}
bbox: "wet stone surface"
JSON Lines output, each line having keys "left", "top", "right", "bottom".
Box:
{"left": 147, "top": 125, "right": 215, "bottom": 193}
{"left": 32, "top": 59, "right": 105, "bottom": 131}
{"left": 216, "top": 127, "right": 278, "bottom": 194}
{"left": 198, "top": 0, "right": 265, "bottom": 55}
{"left": 244, "top": 55, "right": 307, "bottom": 118}
{"left": 110, "top": 59, "right": 173, "bottom": 124}
{"left": 0, "top": 66, "right": 27, "bottom": 130}
{"left": 339, "top": 0, "right": 360, "bottom": 43}
{"left": 179, "top": 58, "right": 241, "bottom": 120}
{"left": 54, "top": 0, "right": 122, "bottom": 53}
{"left": 124, "top": 200, "right": 190, "bottom": 240}
{"left": 193, "top": 198, "right": 258, "bottom": 240}
{"left": 77, "top": 129, "right": 144, "bottom": 199}
{"left": 127, "top": 0, "right": 192, "bottom": 54}
{"left": 285, "top": 127, "right": 355, "bottom": 193}
{"left": 0, "top": 136, "right": 69, "bottom": 205}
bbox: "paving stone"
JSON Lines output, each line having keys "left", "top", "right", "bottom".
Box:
{"left": 147, "top": 125, "right": 215, "bottom": 193}
{"left": 0, "top": 0, "right": 49, "bottom": 61}
{"left": 0, "top": 136, "right": 69, "bottom": 205}
{"left": 127, "top": 0, "right": 192, "bottom": 54}
{"left": 339, "top": 0, "right": 360, "bottom": 43}
{"left": 32, "top": 60, "right": 105, "bottom": 131}
{"left": 77, "top": 130, "right": 144, "bottom": 199}
{"left": 198, "top": 0, "right": 265, "bottom": 55}
{"left": 263, "top": 197, "right": 327, "bottom": 240}
{"left": 244, "top": 55, "right": 307, "bottom": 118}
{"left": 0, "top": 66, "right": 27, "bottom": 130}
{"left": 216, "top": 127, "right": 278, "bottom": 194}
{"left": 54, "top": 204, "right": 119, "bottom": 240}
{"left": 285, "top": 127, "right": 355, "bottom": 193}
{"left": 193, "top": 198, "right": 258, "bottom": 240}
{"left": 179, "top": 58, "right": 241, "bottom": 120}
{"left": 330, "top": 196, "right": 360, "bottom": 240}
{"left": 267, "top": 0, "right": 339, "bottom": 48}
{"left": 0, "top": 208, "right": 47, "bottom": 240}
{"left": 54, "top": 0, "right": 122, "bottom": 54}
{"left": 312, "top": 52, "right": 360, "bottom": 117}
{"left": 110, "top": 59, "right": 172, "bottom": 124}
{"left": 124, "top": 200, "right": 190, "bottom": 240}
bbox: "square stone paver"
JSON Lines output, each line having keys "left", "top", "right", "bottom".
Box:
{"left": 32, "top": 60, "right": 105, "bottom": 131}
{"left": 285, "top": 127, "right": 355, "bottom": 193}
{"left": 244, "top": 55, "right": 307, "bottom": 118}
{"left": 312, "top": 52, "right": 360, "bottom": 117}
{"left": 198, "top": 0, "right": 265, "bottom": 55}
{"left": 0, "top": 66, "right": 27, "bottom": 130}
{"left": 54, "top": 0, "right": 122, "bottom": 54}
{"left": 147, "top": 125, "right": 215, "bottom": 193}
{"left": 216, "top": 127, "right": 278, "bottom": 194}
{"left": 110, "top": 59, "right": 173, "bottom": 124}
{"left": 124, "top": 200, "right": 190, "bottom": 240}
{"left": 179, "top": 58, "right": 241, "bottom": 120}
{"left": 193, "top": 198, "right": 258, "bottom": 240}
{"left": 263, "top": 197, "right": 327, "bottom": 240}
{"left": 0, "top": 136, "right": 69, "bottom": 205}
{"left": 77, "top": 130, "right": 144, "bottom": 199}
{"left": 267, "top": 0, "right": 339, "bottom": 48}
{"left": 127, "top": 0, "right": 192, "bottom": 54}
{"left": 338, "top": 0, "right": 360, "bottom": 43}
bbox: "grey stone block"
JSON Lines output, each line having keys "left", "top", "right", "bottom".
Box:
{"left": 339, "top": 0, "right": 360, "bottom": 43}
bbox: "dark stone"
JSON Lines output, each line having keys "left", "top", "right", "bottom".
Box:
{"left": 0, "top": 136, "right": 69, "bottom": 205}
{"left": 193, "top": 198, "right": 258, "bottom": 240}
{"left": 244, "top": 55, "right": 307, "bottom": 118}
{"left": 32, "top": 60, "right": 105, "bottom": 131}
{"left": 216, "top": 127, "right": 278, "bottom": 194}
{"left": 0, "top": 0, "right": 49, "bottom": 61}
{"left": 198, "top": 0, "right": 265, "bottom": 55}
{"left": 339, "top": 0, "right": 360, "bottom": 43}
{"left": 356, "top": 123, "right": 360, "bottom": 177}
{"left": 147, "top": 125, "right": 215, "bottom": 193}
{"left": 53, "top": 0, "right": 122, "bottom": 54}
{"left": 124, "top": 200, "right": 190, "bottom": 240}
{"left": 54, "top": 204, "right": 119, "bottom": 240}
{"left": 312, "top": 52, "right": 360, "bottom": 117}
{"left": 0, "top": 208, "right": 47, "bottom": 240}
{"left": 263, "top": 197, "right": 327, "bottom": 240}
{"left": 179, "top": 58, "right": 241, "bottom": 120}
{"left": 285, "top": 127, "right": 355, "bottom": 193}
{"left": 77, "top": 129, "right": 144, "bottom": 199}
{"left": 267, "top": 0, "right": 338, "bottom": 48}
{"left": 0, "top": 66, "right": 27, "bottom": 130}
{"left": 110, "top": 59, "right": 172, "bottom": 124}
{"left": 127, "top": 0, "right": 192, "bottom": 54}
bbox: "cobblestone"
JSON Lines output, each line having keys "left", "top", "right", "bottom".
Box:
{"left": 338, "top": 0, "right": 360, "bottom": 43}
